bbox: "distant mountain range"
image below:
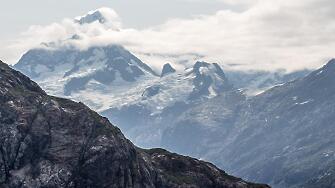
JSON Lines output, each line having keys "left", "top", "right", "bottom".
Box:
{"left": 162, "top": 59, "right": 335, "bottom": 188}
{"left": 13, "top": 43, "right": 309, "bottom": 149}
{"left": 14, "top": 44, "right": 235, "bottom": 147}
{"left": 12, "top": 8, "right": 335, "bottom": 188}
{"left": 0, "top": 60, "right": 270, "bottom": 188}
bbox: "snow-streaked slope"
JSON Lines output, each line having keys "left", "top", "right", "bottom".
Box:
{"left": 225, "top": 69, "right": 310, "bottom": 96}
{"left": 99, "top": 61, "right": 235, "bottom": 147}
{"left": 15, "top": 45, "right": 159, "bottom": 110}
{"left": 14, "top": 43, "right": 236, "bottom": 148}
{"left": 15, "top": 44, "right": 232, "bottom": 111}
{"left": 15, "top": 45, "right": 235, "bottom": 148}
{"left": 161, "top": 59, "right": 335, "bottom": 188}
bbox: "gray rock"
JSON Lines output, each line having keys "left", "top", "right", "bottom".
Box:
{"left": 142, "top": 85, "right": 161, "bottom": 98}
{"left": 188, "top": 61, "right": 233, "bottom": 100}
{"left": 160, "top": 63, "right": 176, "bottom": 77}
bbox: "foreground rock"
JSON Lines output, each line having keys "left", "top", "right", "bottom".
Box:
{"left": 0, "top": 60, "right": 268, "bottom": 188}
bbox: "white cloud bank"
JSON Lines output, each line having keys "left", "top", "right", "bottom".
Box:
{"left": 3, "top": 0, "right": 335, "bottom": 72}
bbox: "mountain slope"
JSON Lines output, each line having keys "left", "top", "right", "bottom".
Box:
{"left": 0, "top": 60, "right": 269, "bottom": 188}
{"left": 226, "top": 59, "right": 335, "bottom": 187}
{"left": 164, "top": 59, "right": 335, "bottom": 188}
{"left": 224, "top": 69, "right": 310, "bottom": 96}
{"left": 15, "top": 45, "right": 158, "bottom": 110}
{"left": 101, "top": 61, "right": 236, "bottom": 148}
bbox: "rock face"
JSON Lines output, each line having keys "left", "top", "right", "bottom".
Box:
{"left": 161, "top": 63, "right": 176, "bottom": 77}
{"left": 0, "top": 60, "right": 269, "bottom": 188}
{"left": 188, "top": 61, "right": 233, "bottom": 100}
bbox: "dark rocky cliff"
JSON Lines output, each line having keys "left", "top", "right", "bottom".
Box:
{"left": 0, "top": 60, "right": 269, "bottom": 188}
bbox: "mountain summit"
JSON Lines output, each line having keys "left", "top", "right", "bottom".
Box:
{"left": 187, "top": 61, "right": 233, "bottom": 100}
{"left": 75, "top": 8, "right": 121, "bottom": 29}
{"left": 161, "top": 63, "right": 176, "bottom": 77}
{"left": 0, "top": 60, "right": 269, "bottom": 187}
{"left": 76, "top": 10, "right": 107, "bottom": 24}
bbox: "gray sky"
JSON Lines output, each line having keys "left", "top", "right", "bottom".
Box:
{"left": 1, "top": 0, "right": 233, "bottom": 64}
{"left": 1, "top": 0, "right": 334, "bottom": 71}
{"left": 1, "top": 0, "right": 229, "bottom": 39}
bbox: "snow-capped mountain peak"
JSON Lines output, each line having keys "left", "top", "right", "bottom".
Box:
{"left": 187, "top": 61, "right": 233, "bottom": 99}
{"left": 76, "top": 10, "right": 106, "bottom": 24}
{"left": 15, "top": 44, "right": 233, "bottom": 117}
{"left": 14, "top": 45, "right": 158, "bottom": 103}
{"left": 75, "top": 7, "right": 121, "bottom": 29}
{"left": 161, "top": 63, "right": 176, "bottom": 77}
{"left": 190, "top": 61, "right": 227, "bottom": 79}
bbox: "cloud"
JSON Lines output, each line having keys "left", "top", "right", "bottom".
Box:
{"left": 180, "top": 0, "right": 257, "bottom": 6}
{"left": 217, "top": 0, "right": 258, "bottom": 6}
{"left": 4, "top": 0, "right": 335, "bottom": 72}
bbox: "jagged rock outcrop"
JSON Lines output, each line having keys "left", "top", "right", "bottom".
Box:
{"left": 188, "top": 61, "right": 233, "bottom": 100}
{"left": 0, "top": 60, "right": 269, "bottom": 188}
{"left": 161, "top": 63, "right": 176, "bottom": 77}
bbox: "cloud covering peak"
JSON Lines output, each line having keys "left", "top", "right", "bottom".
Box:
{"left": 4, "top": 1, "right": 335, "bottom": 72}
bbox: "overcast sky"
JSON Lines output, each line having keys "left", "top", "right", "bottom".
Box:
{"left": 1, "top": 0, "right": 334, "bottom": 72}
{"left": 0, "top": 0, "right": 230, "bottom": 41}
